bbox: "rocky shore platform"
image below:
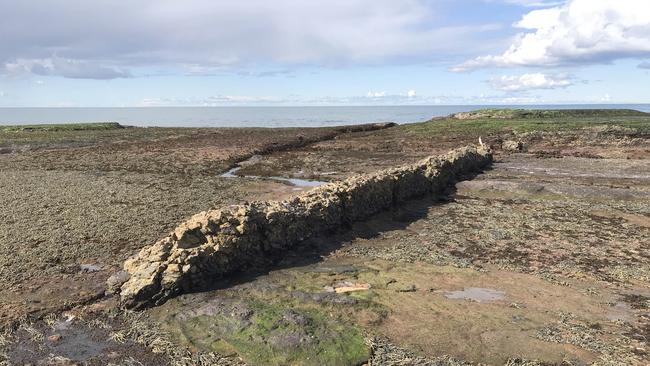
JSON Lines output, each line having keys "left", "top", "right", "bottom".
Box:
{"left": 1, "top": 109, "right": 649, "bottom": 365}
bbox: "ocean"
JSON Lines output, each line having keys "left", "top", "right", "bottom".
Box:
{"left": 1, "top": 105, "right": 650, "bottom": 128}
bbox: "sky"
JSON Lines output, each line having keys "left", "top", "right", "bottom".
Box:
{"left": 0, "top": 0, "right": 649, "bottom": 107}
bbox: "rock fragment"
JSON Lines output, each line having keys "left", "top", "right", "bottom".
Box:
{"left": 503, "top": 140, "right": 525, "bottom": 152}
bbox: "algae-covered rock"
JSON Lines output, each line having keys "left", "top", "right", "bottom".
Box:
{"left": 170, "top": 298, "right": 370, "bottom": 366}
{"left": 113, "top": 145, "right": 493, "bottom": 309}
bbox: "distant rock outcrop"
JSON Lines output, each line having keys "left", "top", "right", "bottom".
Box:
{"left": 450, "top": 108, "right": 648, "bottom": 120}
{"left": 109, "top": 145, "right": 493, "bottom": 309}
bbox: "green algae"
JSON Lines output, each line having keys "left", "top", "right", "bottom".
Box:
{"left": 175, "top": 300, "right": 370, "bottom": 366}
{"left": 400, "top": 108, "right": 650, "bottom": 138}
{"left": 0, "top": 122, "right": 124, "bottom": 132}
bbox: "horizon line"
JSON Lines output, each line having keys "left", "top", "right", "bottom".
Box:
{"left": 2, "top": 103, "right": 650, "bottom": 109}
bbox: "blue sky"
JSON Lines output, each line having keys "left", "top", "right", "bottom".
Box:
{"left": 0, "top": 0, "right": 648, "bottom": 107}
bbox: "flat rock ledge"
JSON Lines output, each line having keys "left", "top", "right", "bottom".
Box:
{"left": 111, "top": 145, "right": 493, "bottom": 309}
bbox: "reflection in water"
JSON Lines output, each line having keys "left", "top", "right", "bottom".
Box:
{"left": 220, "top": 166, "right": 328, "bottom": 187}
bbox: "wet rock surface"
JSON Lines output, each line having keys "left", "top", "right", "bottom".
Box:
{"left": 3, "top": 313, "right": 171, "bottom": 366}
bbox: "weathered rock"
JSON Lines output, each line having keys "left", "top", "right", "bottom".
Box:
{"left": 113, "top": 145, "right": 492, "bottom": 309}
{"left": 105, "top": 270, "right": 130, "bottom": 295}
{"left": 395, "top": 284, "right": 417, "bottom": 293}
{"left": 47, "top": 334, "right": 62, "bottom": 343}
{"left": 451, "top": 110, "right": 516, "bottom": 120}
{"left": 503, "top": 140, "right": 524, "bottom": 152}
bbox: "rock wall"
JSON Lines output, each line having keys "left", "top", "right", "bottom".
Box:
{"left": 228, "top": 122, "right": 397, "bottom": 164}
{"left": 111, "top": 145, "right": 492, "bottom": 309}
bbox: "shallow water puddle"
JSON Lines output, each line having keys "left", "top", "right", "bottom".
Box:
{"left": 444, "top": 287, "right": 506, "bottom": 302}
{"left": 9, "top": 317, "right": 114, "bottom": 363}
{"left": 220, "top": 166, "right": 241, "bottom": 178}
{"left": 53, "top": 314, "right": 75, "bottom": 331}
{"left": 220, "top": 166, "right": 327, "bottom": 187}
{"left": 79, "top": 263, "right": 101, "bottom": 272}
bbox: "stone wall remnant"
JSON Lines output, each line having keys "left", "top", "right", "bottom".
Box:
{"left": 110, "top": 145, "right": 492, "bottom": 309}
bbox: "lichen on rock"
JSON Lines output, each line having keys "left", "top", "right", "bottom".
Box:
{"left": 111, "top": 145, "right": 493, "bottom": 309}
{"left": 503, "top": 140, "right": 525, "bottom": 152}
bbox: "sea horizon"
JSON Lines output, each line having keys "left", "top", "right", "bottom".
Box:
{"left": 2, "top": 104, "right": 650, "bottom": 128}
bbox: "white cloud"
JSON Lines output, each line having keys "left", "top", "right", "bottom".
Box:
{"left": 0, "top": 0, "right": 499, "bottom": 79}
{"left": 639, "top": 61, "right": 650, "bottom": 69}
{"left": 490, "top": 73, "right": 572, "bottom": 91}
{"left": 139, "top": 92, "right": 554, "bottom": 107}
{"left": 138, "top": 95, "right": 282, "bottom": 107}
{"left": 486, "top": 0, "right": 566, "bottom": 7}
{"left": 367, "top": 91, "right": 387, "bottom": 98}
{"left": 455, "top": 0, "right": 650, "bottom": 71}
{"left": 312, "top": 93, "right": 547, "bottom": 105}
{"left": 366, "top": 90, "right": 419, "bottom": 99}
{"left": 5, "top": 58, "right": 130, "bottom": 80}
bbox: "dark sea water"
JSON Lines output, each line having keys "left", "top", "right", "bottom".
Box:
{"left": 1, "top": 105, "right": 649, "bottom": 128}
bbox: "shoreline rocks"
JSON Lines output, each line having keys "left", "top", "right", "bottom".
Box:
{"left": 111, "top": 145, "right": 493, "bottom": 309}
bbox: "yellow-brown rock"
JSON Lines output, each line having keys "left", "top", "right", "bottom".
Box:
{"left": 112, "top": 145, "right": 492, "bottom": 309}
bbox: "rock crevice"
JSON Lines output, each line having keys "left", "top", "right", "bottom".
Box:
{"left": 111, "top": 145, "right": 493, "bottom": 309}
